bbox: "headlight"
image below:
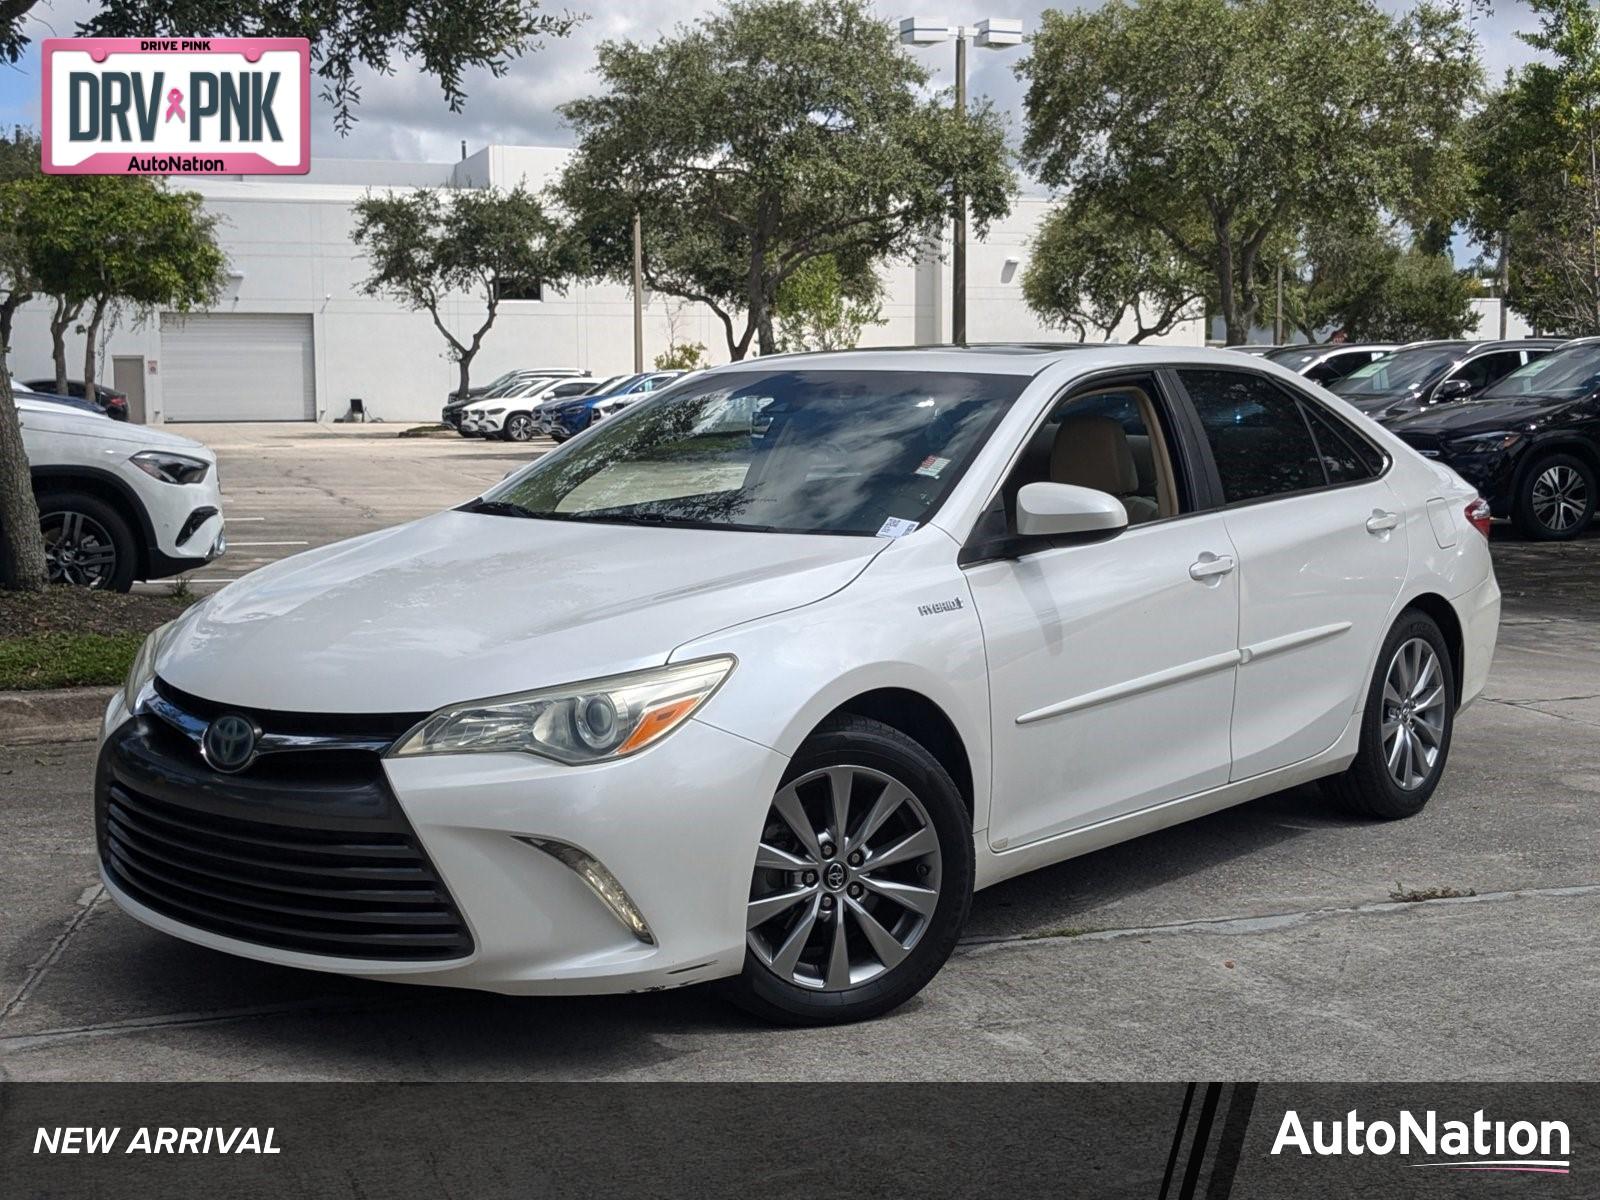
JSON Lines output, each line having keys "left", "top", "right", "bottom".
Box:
{"left": 390, "top": 656, "right": 736, "bottom": 764}
{"left": 123, "top": 620, "right": 176, "bottom": 711}
{"left": 131, "top": 451, "right": 210, "bottom": 484}
{"left": 1447, "top": 432, "right": 1523, "bottom": 455}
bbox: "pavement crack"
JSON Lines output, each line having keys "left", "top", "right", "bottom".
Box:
{"left": 956, "top": 882, "right": 1600, "bottom": 952}
{"left": 0, "top": 884, "right": 105, "bottom": 1030}
{"left": 0, "top": 994, "right": 449, "bottom": 1052}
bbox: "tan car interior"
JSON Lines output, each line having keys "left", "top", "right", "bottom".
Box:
{"left": 998, "top": 385, "right": 1180, "bottom": 528}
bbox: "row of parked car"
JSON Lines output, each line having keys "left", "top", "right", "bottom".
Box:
{"left": 1241, "top": 337, "right": 1599, "bottom": 540}
{"left": 441, "top": 369, "right": 687, "bottom": 443}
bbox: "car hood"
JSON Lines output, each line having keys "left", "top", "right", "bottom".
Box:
{"left": 16, "top": 397, "right": 214, "bottom": 455}
{"left": 155, "top": 511, "right": 885, "bottom": 713}
{"left": 1387, "top": 395, "right": 1582, "bottom": 437}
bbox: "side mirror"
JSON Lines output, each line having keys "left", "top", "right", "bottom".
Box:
{"left": 1014, "top": 482, "right": 1129, "bottom": 539}
{"left": 1434, "top": 378, "right": 1473, "bottom": 402}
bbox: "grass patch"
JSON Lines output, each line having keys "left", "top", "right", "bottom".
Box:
{"left": 1389, "top": 885, "right": 1477, "bottom": 904}
{"left": 1016, "top": 925, "right": 1101, "bottom": 942}
{"left": 398, "top": 423, "right": 452, "bottom": 438}
{"left": 0, "top": 588, "right": 197, "bottom": 690}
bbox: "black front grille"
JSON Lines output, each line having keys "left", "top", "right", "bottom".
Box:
{"left": 97, "top": 712, "right": 473, "bottom": 962}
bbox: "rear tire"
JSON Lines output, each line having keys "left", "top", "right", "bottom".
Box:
{"left": 721, "top": 714, "right": 973, "bottom": 1026}
{"left": 1323, "top": 611, "right": 1455, "bottom": 819}
{"left": 1513, "top": 452, "right": 1595, "bottom": 540}
{"left": 37, "top": 491, "right": 138, "bottom": 592}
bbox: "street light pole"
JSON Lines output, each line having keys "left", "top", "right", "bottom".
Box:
{"left": 632, "top": 209, "right": 644, "bottom": 373}
{"left": 952, "top": 33, "right": 967, "bottom": 344}
{"left": 900, "top": 15, "right": 1022, "bottom": 346}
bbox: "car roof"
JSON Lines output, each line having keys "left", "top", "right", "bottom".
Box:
{"left": 694, "top": 342, "right": 1419, "bottom": 380}
{"left": 1393, "top": 338, "right": 1564, "bottom": 355}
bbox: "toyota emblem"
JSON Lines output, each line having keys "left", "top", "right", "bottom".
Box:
{"left": 202, "top": 713, "right": 259, "bottom": 773}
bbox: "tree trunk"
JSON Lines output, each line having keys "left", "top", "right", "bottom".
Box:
{"left": 0, "top": 312, "right": 48, "bottom": 591}
{"left": 1215, "top": 237, "right": 1245, "bottom": 345}
{"left": 50, "top": 297, "right": 79, "bottom": 395}
{"left": 83, "top": 298, "right": 108, "bottom": 408}
{"left": 456, "top": 355, "right": 472, "bottom": 402}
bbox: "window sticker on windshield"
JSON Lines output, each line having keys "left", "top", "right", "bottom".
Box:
{"left": 915, "top": 455, "right": 951, "bottom": 478}
{"left": 876, "top": 517, "right": 920, "bottom": 539}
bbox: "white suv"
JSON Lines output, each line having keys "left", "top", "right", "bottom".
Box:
{"left": 14, "top": 386, "right": 225, "bottom": 590}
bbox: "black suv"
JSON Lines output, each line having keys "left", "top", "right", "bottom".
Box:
{"left": 1330, "top": 339, "right": 1564, "bottom": 423}
{"left": 1388, "top": 338, "right": 1600, "bottom": 540}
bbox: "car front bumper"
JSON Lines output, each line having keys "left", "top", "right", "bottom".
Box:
{"left": 97, "top": 691, "right": 787, "bottom": 995}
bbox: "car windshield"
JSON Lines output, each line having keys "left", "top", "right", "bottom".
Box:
{"left": 1331, "top": 347, "right": 1461, "bottom": 397}
{"left": 479, "top": 369, "right": 1025, "bottom": 535}
{"left": 1479, "top": 344, "right": 1600, "bottom": 401}
{"left": 1264, "top": 347, "right": 1323, "bottom": 369}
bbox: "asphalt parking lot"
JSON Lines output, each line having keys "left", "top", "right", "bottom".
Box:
{"left": 5, "top": 424, "right": 1599, "bottom": 1081}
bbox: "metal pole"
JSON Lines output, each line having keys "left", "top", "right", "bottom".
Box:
{"left": 632, "top": 210, "right": 644, "bottom": 372}
{"left": 1499, "top": 231, "right": 1510, "bottom": 339}
{"left": 1274, "top": 260, "right": 1283, "bottom": 343}
{"left": 952, "top": 33, "right": 967, "bottom": 345}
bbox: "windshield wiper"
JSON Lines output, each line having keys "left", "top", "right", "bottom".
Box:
{"left": 459, "top": 498, "right": 545, "bottom": 519}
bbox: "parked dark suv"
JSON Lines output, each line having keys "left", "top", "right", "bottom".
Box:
{"left": 1330, "top": 339, "right": 1564, "bottom": 423}
{"left": 1388, "top": 338, "right": 1600, "bottom": 540}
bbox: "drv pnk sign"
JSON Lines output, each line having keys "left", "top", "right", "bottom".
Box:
{"left": 43, "top": 38, "right": 309, "bottom": 175}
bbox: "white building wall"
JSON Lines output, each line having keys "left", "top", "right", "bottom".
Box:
{"left": 6, "top": 146, "right": 1204, "bottom": 425}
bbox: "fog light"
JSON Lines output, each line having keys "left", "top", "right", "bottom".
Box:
{"left": 517, "top": 836, "right": 655, "bottom": 945}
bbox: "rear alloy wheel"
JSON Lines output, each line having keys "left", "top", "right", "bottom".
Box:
{"left": 1323, "top": 612, "right": 1455, "bottom": 819}
{"left": 502, "top": 412, "right": 535, "bottom": 442}
{"left": 1514, "top": 453, "right": 1595, "bottom": 540}
{"left": 37, "top": 492, "right": 137, "bottom": 591}
{"left": 724, "top": 715, "right": 972, "bottom": 1025}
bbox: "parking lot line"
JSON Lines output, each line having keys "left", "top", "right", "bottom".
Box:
{"left": 228, "top": 540, "right": 310, "bottom": 547}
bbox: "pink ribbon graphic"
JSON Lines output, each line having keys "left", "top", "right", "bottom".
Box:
{"left": 164, "top": 88, "right": 185, "bottom": 123}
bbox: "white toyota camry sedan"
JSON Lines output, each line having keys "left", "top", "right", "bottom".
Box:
{"left": 98, "top": 346, "right": 1500, "bottom": 1024}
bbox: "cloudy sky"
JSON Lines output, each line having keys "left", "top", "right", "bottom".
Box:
{"left": 0, "top": 0, "right": 1550, "bottom": 165}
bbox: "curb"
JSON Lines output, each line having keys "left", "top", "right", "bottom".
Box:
{"left": 0, "top": 686, "right": 114, "bottom": 747}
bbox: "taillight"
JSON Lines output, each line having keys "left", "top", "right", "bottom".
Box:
{"left": 1465, "top": 497, "right": 1493, "bottom": 538}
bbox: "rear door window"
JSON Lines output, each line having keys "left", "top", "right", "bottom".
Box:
{"left": 1177, "top": 370, "right": 1327, "bottom": 503}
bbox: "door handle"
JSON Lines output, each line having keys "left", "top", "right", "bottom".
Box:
{"left": 1189, "top": 552, "right": 1235, "bottom": 581}
{"left": 1366, "top": 510, "right": 1399, "bottom": 534}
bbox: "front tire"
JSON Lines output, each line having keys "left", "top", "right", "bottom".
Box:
{"left": 1323, "top": 611, "right": 1455, "bottom": 819}
{"left": 1513, "top": 453, "right": 1595, "bottom": 540}
{"left": 502, "top": 412, "right": 535, "bottom": 442}
{"left": 723, "top": 714, "right": 973, "bottom": 1025}
{"left": 37, "top": 491, "right": 138, "bottom": 591}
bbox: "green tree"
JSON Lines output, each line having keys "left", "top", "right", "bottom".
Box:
{"left": 773, "top": 255, "right": 885, "bottom": 352}
{"left": 18, "top": 177, "right": 227, "bottom": 403}
{"left": 1022, "top": 194, "right": 1208, "bottom": 342}
{"left": 1278, "top": 220, "right": 1475, "bottom": 342}
{"left": 5, "top": 0, "right": 576, "bottom": 134}
{"left": 0, "top": 128, "right": 45, "bottom": 591}
{"left": 353, "top": 186, "right": 574, "bottom": 399}
{"left": 1018, "top": 0, "right": 1480, "bottom": 344}
{"left": 1468, "top": 0, "right": 1600, "bottom": 333}
{"left": 558, "top": 0, "right": 1014, "bottom": 359}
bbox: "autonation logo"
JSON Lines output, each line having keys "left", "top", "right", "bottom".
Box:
{"left": 1272, "top": 1108, "right": 1572, "bottom": 1175}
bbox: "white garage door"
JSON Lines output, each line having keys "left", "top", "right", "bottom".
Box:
{"left": 160, "top": 313, "right": 315, "bottom": 421}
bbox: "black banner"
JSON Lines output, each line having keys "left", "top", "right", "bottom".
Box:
{"left": 2, "top": 1083, "right": 1592, "bottom": 1197}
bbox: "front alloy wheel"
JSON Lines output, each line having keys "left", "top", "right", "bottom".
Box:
{"left": 724, "top": 714, "right": 972, "bottom": 1025}
{"left": 1515, "top": 453, "right": 1596, "bottom": 540}
{"left": 503, "top": 413, "right": 535, "bottom": 442}
{"left": 747, "top": 765, "right": 942, "bottom": 991}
